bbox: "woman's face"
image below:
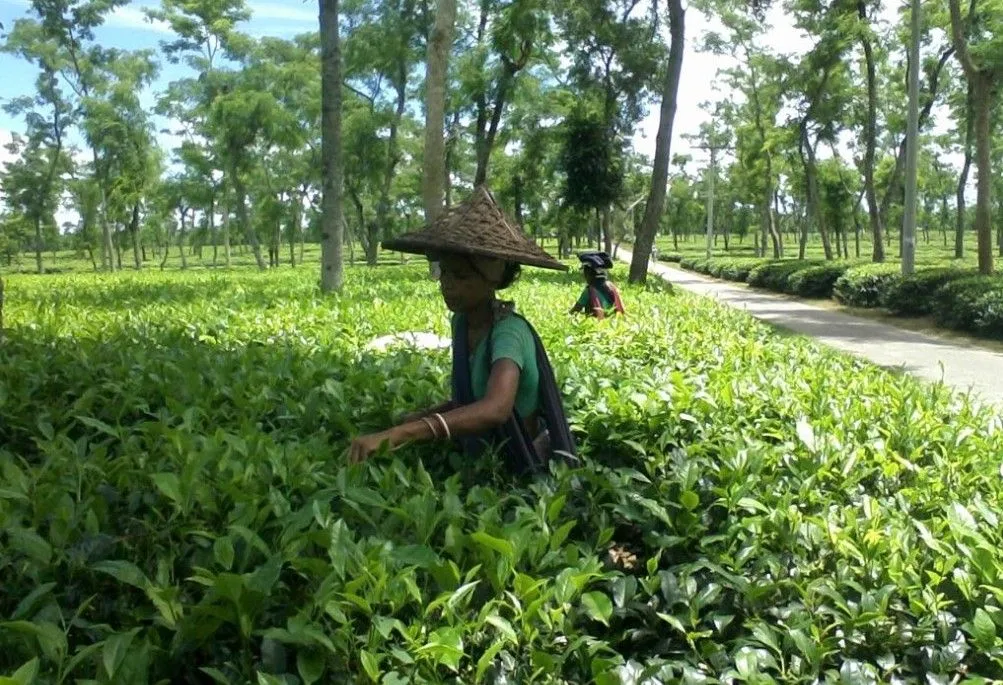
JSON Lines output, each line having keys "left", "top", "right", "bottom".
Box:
{"left": 437, "top": 254, "right": 503, "bottom": 312}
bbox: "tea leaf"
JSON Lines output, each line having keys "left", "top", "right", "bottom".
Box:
{"left": 0, "top": 621, "right": 66, "bottom": 662}
{"left": 103, "top": 629, "right": 140, "bottom": 678}
{"left": 8, "top": 528, "right": 52, "bottom": 565}
{"left": 470, "top": 531, "right": 515, "bottom": 561}
{"left": 475, "top": 640, "right": 507, "bottom": 682}
{"left": 150, "top": 473, "right": 182, "bottom": 505}
{"left": 390, "top": 544, "right": 440, "bottom": 568}
{"left": 680, "top": 490, "right": 700, "bottom": 511}
{"left": 360, "top": 650, "right": 380, "bottom": 682}
{"left": 92, "top": 560, "right": 150, "bottom": 590}
{"left": 11, "top": 583, "right": 56, "bottom": 620}
{"left": 213, "top": 537, "right": 235, "bottom": 570}
{"left": 417, "top": 627, "right": 464, "bottom": 671}
{"left": 1, "top": 658, "right": 38, "bottom": 685}
{"left": 581, "top": 591, "right": 613, "bottom": 626}
{"left": 75, "top": 415, "right": 118, "bottom": 438}
{"left": 971, "top": 608, "right": 997, "bottom": 649}
{"left": 485, "top": 614, "right": 517, "bottom": 644}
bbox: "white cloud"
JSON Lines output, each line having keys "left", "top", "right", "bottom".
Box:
{"left": 246, "top": 1, "right": 316, "bottom": 23}
{"left": 104, "top": 5, "right": 173, "bottom": 34}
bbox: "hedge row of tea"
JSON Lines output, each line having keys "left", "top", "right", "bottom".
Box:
{"left": 2, "top": 266, "right": 1003, "bottom": 683}
{"left": 672, "top": 254, "right": 1003, "bottom": 339}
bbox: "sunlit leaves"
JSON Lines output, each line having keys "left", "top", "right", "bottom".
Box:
{"left": 2, "top": 263, "right": 1003, "bottom": 682}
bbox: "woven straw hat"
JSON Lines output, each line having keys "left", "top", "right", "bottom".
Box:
{"left": 382, "top": 186, "right": 566, "bottom": 271}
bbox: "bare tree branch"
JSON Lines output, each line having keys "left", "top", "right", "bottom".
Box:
{"left": 948, "top": 0, "right": 978, "bottom": 76}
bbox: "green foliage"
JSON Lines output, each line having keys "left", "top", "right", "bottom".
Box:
{"left": 786, "top": 262, "right": 852, "bottom": 298}
{"left": 932, "top": 276, "right": 1003, "bottom": 332}
{"left": 833, "top": 263, "right": 903, "bottom": 308}
{"left": 687, "top": 258, "right": 848, "bottom": 297}
{"left": 685, "top": 256, "right": 769, "bottom": 282}
{"left": 972, "top": 288, "right": 1003, "bottom": 337}
{"left": 4, "top": 265, "right": 1003, "bottom": 681}
{"left": 747, "top": 259, "right": 823, "bottom": 291}
{"left": 882, "top": 267, "right": 975, "bottom": 316}
{"left": 559, "top": 107, "right": 624, "bottom": 213}
{"left": 657, "top": 252, "right": 683, "bottom": 263}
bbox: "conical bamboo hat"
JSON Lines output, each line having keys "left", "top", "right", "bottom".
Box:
{"left": 382, "top": 186, "right": 566, "bottom": 271}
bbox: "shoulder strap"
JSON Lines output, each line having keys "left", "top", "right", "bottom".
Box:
{"left": 607, "top": 282, "right": 625, "bottom": 315}
{"left": 506, "top": 313, "right": 578, "bottom": 468}
{"left": 588, "top": 286, "right": 606, "bottom": 320}
{"left": 452, "top": 311, "right": 578, "bottom": 473}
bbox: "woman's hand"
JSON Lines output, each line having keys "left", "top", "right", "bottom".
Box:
{"left": 348, "top": 430, "right": 394, "bottom": 464}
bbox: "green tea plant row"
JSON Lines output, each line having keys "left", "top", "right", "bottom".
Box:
{"left": 673, "top": 254, "right": 1003, "bottom": 339}
{"left": 2, "top": 266, "right": 1003, "bottom": 683}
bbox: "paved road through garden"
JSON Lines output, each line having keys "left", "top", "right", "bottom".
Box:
{"left": 617, "top": 248, "right": 1003, "bottom": 407}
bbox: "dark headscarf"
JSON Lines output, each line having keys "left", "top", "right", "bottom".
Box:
{"left": 579, "top": 252, "right": 613, "bottom": 282}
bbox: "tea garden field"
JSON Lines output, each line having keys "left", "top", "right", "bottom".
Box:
{"left": 2, "top": 263, "right": 1003, "bottom": 684}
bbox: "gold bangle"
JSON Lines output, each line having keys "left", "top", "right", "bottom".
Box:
{"left": 421, "top": 416, "right": 439, "bottom": 439}
{"left": 433, "top": 413, "right": 451, "bottom": 440}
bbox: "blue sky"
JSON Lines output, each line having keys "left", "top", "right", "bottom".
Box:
{"left": 0, "top": 0, "right": 318, "bottom": 153}
{"left": 0, "top": 0, "right": 957, "bottom": 185}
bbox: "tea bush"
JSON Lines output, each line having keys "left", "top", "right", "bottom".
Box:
{"left": 832, "top": 263, "right": 903, "bottom": 308}
{"left": 2, "top": 265, "right": 1003, "bottom": 683}
{"left": 932, "top": 276, "right": 1003, "bottom": 332}
{"left": 675, "top": 255, "right": 1003, "bottom": 338}
{"left": 786, "top": 263, "right": 852, "bottom": 298}
{"left": 746, "top": 260, "right": 823, "bottom": 292}
{"left": 882, "top": 268, "right": 975, "bottom": 316}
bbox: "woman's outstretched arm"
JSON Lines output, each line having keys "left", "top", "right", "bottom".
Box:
{"left": 348, "top": 360, "right": 520, "bottom": 463}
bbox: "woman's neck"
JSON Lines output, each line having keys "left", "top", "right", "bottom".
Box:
{"left": 465, "top": 299, "right": 495, "bottom": 330}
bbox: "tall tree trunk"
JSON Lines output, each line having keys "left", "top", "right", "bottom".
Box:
{"left": 629, "top": 0, "right": 684, "bottom": 283}
{"left": 320, "top": 0, "right": 345, "bottom": 291}
{"left": 299, "top": 201, "right": 306, "bottom": 263}
{"left": 444, "top": 109, "right": 461, "bottom": 210}
{"left": 474, "top": 59, "right": 523, "bottom": 185}
{"left": 160, "top": 227, "right": 173, "bottom": 270}
{"left": 231, "top": 169, "right": 266, "bottom": 270}
{"left": 210, "top": 195, "right": 218, "bottom": 266}
{"left": 34, "top": 217, "right": 43, "bottom": 274}
{"left": 130, "top": 202, "right": 142, "bottom": 270}
{"left": 374, "top": 63, "right": 409, "bottom": 266}
{"left": 998, "top": 196, "right": 1003, "bottom": 257}
{"left": 290, "top": 200, "right": 300, "bottom": 267}
{"left": 221, "top": 202, "right": 232, "bottom": 268}
{"left": 859, "top": 0, "right": 884, "bottom": 262}
{"left": 800, "top": 126, "right": 833, "bottom": 260}
{"left": 178, "top": 210, "right": 189, "bottom": 270}
{"left": 852, "top": 188, "right": 864, "bottom": 258}
{"left": 972, "top": 74, "right": 994, "bottom": 274}
{"left": 93, "top": 157, "right": 115, "bottom": 272}
{"left": 942, "top": 195, "right": 950, "bottom": 247}
{"left": 956, "top": 91, "right": 974, "bottom": 259}
{"left": 763, "top": 168, "right": 782, "bottom": 258}
{"left": 901, "top": 0, "right": 921, "bottom": 275}
{"left": 878, "top": 47, "right": 955, "bottom": 226}
{"left": 423, "top": 0, "right": 456, "bottom": 223}
{"left": 602, "top": 207, "right": 613, "bottom": 256}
